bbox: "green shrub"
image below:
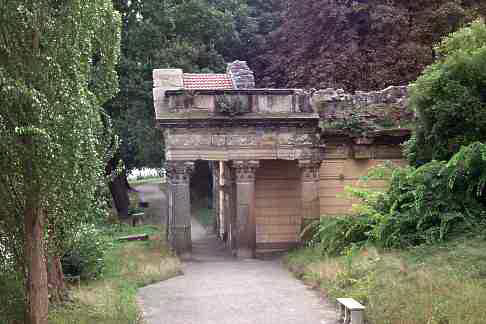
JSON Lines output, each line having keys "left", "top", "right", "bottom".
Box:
{"left": 310, "top": 143, "right": 486, "bottom": 254}
{"left": 0, "top": 272, "right": 24, "bottom": 323}
{"left": 406, "top": 19, "right": 486, "bottom": 166}
{"left": 61, "top": 224, "right": 109, "bottom": 280}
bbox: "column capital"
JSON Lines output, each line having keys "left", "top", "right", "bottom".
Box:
{"left": 232, "top": 160, "right": 260, "bottom": 182}
{"left": 166, "top": 161, "right": 195, "bottom": 184}
{"left": 298, "top": 159, "right": 322, "bottom": 182}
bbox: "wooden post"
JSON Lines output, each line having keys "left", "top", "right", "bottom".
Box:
{"left": 166, "top": 161, "right": 194, "bottom": 259}
{"left": 299, "top": 160, "right": 322, "bottom": 221}
{"left": 232, "top": 160, "right": 260, "bottom": 258}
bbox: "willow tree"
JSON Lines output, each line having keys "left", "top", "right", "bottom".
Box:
{"left": 0, "top": 2, "right": 120, "bottom": 323}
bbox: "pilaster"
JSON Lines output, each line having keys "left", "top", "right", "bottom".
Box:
{"left": 222, "top": 162, "right": 236, "bottom": 250}
{"left": 232, "top": 160, "right": 260, "bottom": 258}
{"left": 299, "top": 160, "right": 322, "bottom": 221}
{"left": 211, "top": 162, "right": 221, "bottom": 236}
{"left": 166, "top": 161, "right": 194, "bottom": 259}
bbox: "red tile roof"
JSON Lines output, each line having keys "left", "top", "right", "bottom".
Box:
{"left": 183, "top": 73, "right": 234, "bottom": 90}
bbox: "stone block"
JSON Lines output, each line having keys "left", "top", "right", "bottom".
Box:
{"left": 193, "top": 95, "right": 214, "bottom": 110}
{"left": 153, "top": 69, "right": 183, "bottom": 88}
{"left": 256, "top": 95, "right": 292, "bottom": 113}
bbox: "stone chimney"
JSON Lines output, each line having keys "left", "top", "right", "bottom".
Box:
{"left": 227, "top": 60, "right": 255, "bottom": 89}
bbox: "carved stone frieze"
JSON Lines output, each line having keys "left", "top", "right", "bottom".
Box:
{"left": 279, "top": 133, "right": 315, "bottom": 146}
{"left": 227, "top": 135, "right": 257, "bottom": 146}
{"left": 232, "top": 160, "right": 260, "bottom": 182}
{"left": 168, "top": 134, "right": 211, "bottom": 147}
{"left": 298, "top": 160, "right": 322, "bottom": 182}
{"left": 212, "top": 135, "right": 227, "bottom": 146}
{"left": 166, "top": 161, "right": 195, "bottom": 184}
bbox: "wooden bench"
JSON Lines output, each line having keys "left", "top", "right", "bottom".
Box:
{"left": 116, "top": 234, "right": 149, "bottom": 242}
{"left": 336, "top": 298, "right": 365, "bottom": 324}
{"left": 131, "top": 212, "right": 144, "bottom": 226}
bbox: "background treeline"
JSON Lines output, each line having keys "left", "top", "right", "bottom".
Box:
{"left": 108, "top": 0, "right": 486, "bottom": 215}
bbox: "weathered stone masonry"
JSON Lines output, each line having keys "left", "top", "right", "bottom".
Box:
{"left": 154, "top": 62, "right": 411, "bottom": 258}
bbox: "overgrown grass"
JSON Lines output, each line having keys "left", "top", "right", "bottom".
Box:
{"left": 286, "top": 234, "right": 486, "bottom": 324}
{"left": 48, "top": 225, "right": 181, "bottom": 324}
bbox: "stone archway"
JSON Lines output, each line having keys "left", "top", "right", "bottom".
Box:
{"left": 155, "top": 64, "right": 411, "bottom": 259}
{"left": 155, "top": 65, "right": 323, "bottom": 258}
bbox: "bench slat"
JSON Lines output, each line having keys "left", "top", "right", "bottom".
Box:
{"left": 337, "top": 298, "right": 365, "bottom": 310}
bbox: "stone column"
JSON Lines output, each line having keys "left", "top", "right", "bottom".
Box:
{"left": 211, "top": 162, "right": 220, "bottom": 236}
{"left": 232, "top": 160, "right": 260, "bottom": 258}
{"left": 166, "top": 161, "right": 194, "bottom": 259}
{"left": 299, "top": 160, "right": 322, "bottom": 221}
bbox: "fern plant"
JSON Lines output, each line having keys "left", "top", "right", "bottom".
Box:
{"left": 309, "top": 142, "right": 486, "bottom": 255}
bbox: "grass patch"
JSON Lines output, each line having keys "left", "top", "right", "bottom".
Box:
{"left": 48, "top": 225, "right": 181, "bottom": 324}
{"left": 128, "top": 177, "right": 165, "bottom": 186}
{"left": 285, "top": 235, "right": 486, "bottom": 324}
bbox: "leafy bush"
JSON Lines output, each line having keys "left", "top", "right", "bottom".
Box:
{"left": 0, "top": 271, "right": 24, "bottom": 323}
{"left": 61, "top": 224, "right": 109, "bottom": 280}
{"left": 406, "top": 19, "right": 486, "bottom": 166}
{"left": 310, "top": 142, "right": 486, "bottom": 254}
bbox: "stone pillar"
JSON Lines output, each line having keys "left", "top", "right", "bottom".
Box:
{"left": 166, "top": 161, "right": 194, "bottom": 259}
{"left": 211, "top": 162, "right": 220, "bottom": 236}
{"left": 232, "top": 160, "right": 260, "bottom": 258}
{"left": 299, "top": 160, "right": 322, "bottom": 221}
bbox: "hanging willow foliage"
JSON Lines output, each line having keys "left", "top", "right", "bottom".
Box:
{"left": 0, "top": 1, "right": 121, "bottom": 322}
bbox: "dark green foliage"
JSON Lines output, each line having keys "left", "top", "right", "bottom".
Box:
{"left": 306, "top": 216, "right": 372, "bottom": 255}
{"left": 108, "top": 0, "right": 256, "bottom": 173}
{"left": 310, "top": 143, "right": 486, "bottom": 255}
{"left": 406, "top": 20, "right": 486, "bottom": 165}
{"left": 61, "top": 224, "right": 109, "bottom": 280}
{"left": 0, "top": 271, "right": 24, "bottom": 323}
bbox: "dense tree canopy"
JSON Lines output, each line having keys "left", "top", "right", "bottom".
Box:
{"left": 105, "top": 0, "right": 278, "bottom": 218}
{"left": 252, "top": 0, "right": 486, "bottom": 91}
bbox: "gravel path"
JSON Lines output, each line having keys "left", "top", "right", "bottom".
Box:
{"left": 137, "top": 210, "right": 339, "bottom": 324}
{"left": 133, "top": 182, "right": 167, "bottom": 226}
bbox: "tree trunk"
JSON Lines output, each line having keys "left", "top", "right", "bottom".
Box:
{"left": 47, "top": 254, "right": 66, "bottom": 303}
{"left": 109, "top": 173, "right": 130, "bottom": 219}
{"left": 105, "top": 154, "right": 130, "bottom": 220}
{"left": 24, "top": 202, "right": 48, "bottom": 324}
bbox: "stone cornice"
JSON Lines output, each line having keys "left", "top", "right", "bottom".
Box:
{"left": 157, "top": 117, "right": 319, "bottom": 129}
{"left": 164, "top": 89, "right": 303, "bottom": 96}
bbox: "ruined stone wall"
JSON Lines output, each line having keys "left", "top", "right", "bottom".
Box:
{"left": 314, "top": 85, "right": 412, "bottom": 217}
{"left": 227, "top": 61, "right": 255, "bottom": 89}
{"left": 312, "top": 86, "right": 414, "bottom": 134}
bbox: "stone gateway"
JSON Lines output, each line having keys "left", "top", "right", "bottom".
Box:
{"left": 154, "top": 61, "right": 410, "bottom": 258}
